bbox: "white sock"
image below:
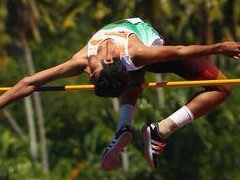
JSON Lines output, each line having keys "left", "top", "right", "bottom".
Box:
{"left": 168, "top": 106, "right": 194, "bottom": 128}
{"left": 117, "top": 104, "right": 135, "bottom": 131}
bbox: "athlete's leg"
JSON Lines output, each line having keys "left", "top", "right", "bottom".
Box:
{"left": 157, "top": 58, "right": 231, "bottom": 138}
{"left": 101, "top": 70, "right": 145, "bottom": 170}
{"left": 143, "top": 57, "right": 232, "bottom": 170}
{"left": 158, "top": 71, "right": 231, "bottom": 138}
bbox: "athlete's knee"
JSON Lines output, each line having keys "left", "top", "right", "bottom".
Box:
{"left": 215, "top": 71, "right": 232, "bottom": 100}
{"left": 206, "top": 83, "right": 232, "bottom": 102}
{"left": 219, "top": 83, "right": 232, "bottom": 99}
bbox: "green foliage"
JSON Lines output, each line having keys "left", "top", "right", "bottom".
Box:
{"left": 0, "top": 128, "right": 43, "bottom": 179}
{"left": 0, "top": 157, "right": 43, "bottom": 180}
{"left": 0, "top": 0, "right": 240, "bottom": 179}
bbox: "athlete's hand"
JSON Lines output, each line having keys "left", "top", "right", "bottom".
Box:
{"left": 220, "top": 41, "right": 240, "bottom": 60}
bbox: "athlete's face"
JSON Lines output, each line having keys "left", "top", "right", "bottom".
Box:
{"left": 88, "top": 39, "right": 120, "bottom": 83}
{"left": 88, "top": 56, "right": 103, "bottom": 84}
{"left": 88, "top": 57, "right": 121, "bottom": 84}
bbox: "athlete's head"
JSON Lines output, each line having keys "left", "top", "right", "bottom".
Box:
{"left": 94, "top": 60, "right": 129, "bottom": 97}
{"left": 88, "top": 38, "right": 129, "bottom": 97}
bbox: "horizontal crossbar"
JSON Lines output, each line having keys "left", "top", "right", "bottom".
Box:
{"left": 0, "top": 79, "right": 239, "bottom": 92}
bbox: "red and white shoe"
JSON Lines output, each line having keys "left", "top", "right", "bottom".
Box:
{"left": 101, "top": 125, "right": 132, "bottom": 170}
{"left": 142, "top": 123, "right": 166, "bottom": 170}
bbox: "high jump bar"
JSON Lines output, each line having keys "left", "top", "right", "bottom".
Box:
{"left": 0, "top": 79, "right": 240, "bottom": 92}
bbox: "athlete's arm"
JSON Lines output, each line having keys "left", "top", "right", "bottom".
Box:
{"left": 129, "top": 37, "right": 240, "bottom": 66}
{"left": 0, "top": 47, "right": 88, "bottom": 109}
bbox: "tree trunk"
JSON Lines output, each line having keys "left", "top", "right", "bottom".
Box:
{"left": 24, "top": 96, "right": 38, "bottom": 160}
{"left": 33, "top": 92, "right": 49, "bottom": 172}
{"left": 22, "top": 37, "right": 49, "bottom": 173}
{"left": 155, "top": 74, "right": 165, "bottom": 108}
{"left": 111, "top": 98, "right": 119, "bottom": 112}
{"left": 1, "top": 109, "right": 26, "bottom": 140}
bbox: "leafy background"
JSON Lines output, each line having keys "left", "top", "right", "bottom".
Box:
{"left": 0, "top": 0, "right": 240, "bottom": 179}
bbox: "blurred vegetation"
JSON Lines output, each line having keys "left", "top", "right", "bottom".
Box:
{"left": 0, "top": 0, "right": 240, "bottom": 179}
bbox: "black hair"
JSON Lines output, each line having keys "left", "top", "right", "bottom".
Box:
{"left": 94, "top": 60, "right": 129, "bottom": 97}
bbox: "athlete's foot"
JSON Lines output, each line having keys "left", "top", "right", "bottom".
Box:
{"left": 142, "top": 122, "right": 166, "bottom": 170}
{"left": 101, "top": 125, "right": 132, "bottom": 170}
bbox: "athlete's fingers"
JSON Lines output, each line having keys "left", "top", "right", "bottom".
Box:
{"left": 232, "top": 51, "right": 240, "bottom": 59}
{"left": 233, "top": 55, "right": 240, "bottom": 60}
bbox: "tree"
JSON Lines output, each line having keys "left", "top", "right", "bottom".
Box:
{"left": 6, "top": 0, "right": 49, "bottom": 173}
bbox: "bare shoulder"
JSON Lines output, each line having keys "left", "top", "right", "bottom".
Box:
{"left": 70, "top": 45, "right": 89, "bottom": 65}
{"left": 128, "top": 34, "right": 152, "bottom": 66}
{"left": 71, "top": 45, "right": 88, "bottom": 61}
{"left": 62, "top": 45, "right": 89, "bottom": 74}
{"left": 128, "top": 34, "right": 145, "bottom": 54}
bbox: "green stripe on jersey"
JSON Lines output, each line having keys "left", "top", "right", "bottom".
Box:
{"left": 102, "top": 20, "right": 159, "bottom": 46}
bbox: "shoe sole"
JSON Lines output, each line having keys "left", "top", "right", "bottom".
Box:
{"left": 142, "top": 125, "right": 155, "bottom": 170}
{"left": 101, "top": 131, "right": 132, "bottom": 170}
